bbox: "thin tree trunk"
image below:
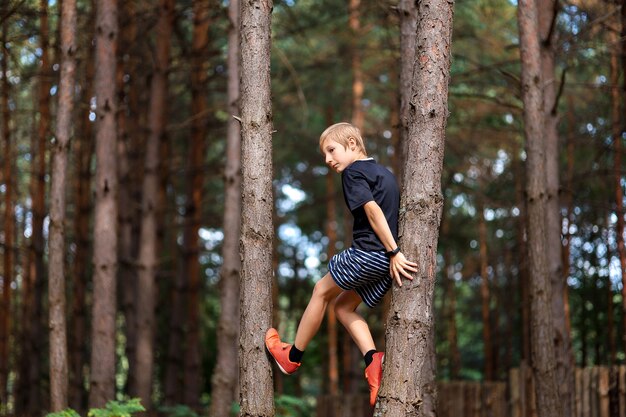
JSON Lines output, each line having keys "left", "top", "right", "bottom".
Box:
{"left": 117, "top": 0, "right": 138, "bottom": 397}
{"left": 538, "top": 2, "right": 574, "bottom": 414}
{"left": 349, "top": 0, "right": 364, "bottom": 130}
{"left": 618, "top": 0, "right": 626, "bottom": 359}
{"left": 518, "top": 0, "right": 562, "bottom": 415}
{"left": 48, "top": 0, "right": 77, "bottom": 409}
{"left": 69, "top": 26, "right": 95, "bottom": 410}
{"left": 326, "top": 171, "right": 340, "bottom": 396}
{"left": 477, "top": 198, "right": 493, "bottom": 380}
{"left": 89, "top": 0, "right": 118, "bottom": 407}
{"left": 397, "top": 0, "right": 417, "bottom": 185}
{"left": 0, "top": 20, "right": 13, "bottom": 411}
{"left": 239, "top": 0, "right": 275, "bottom": 415}
{"left": 209, "top": 0, "right": 241, "bottom": 412}
{"left": 442, "top": 245, "right": 460, "bottom": 379}
{"left": 182, "top": 1, "right": 209, "bottom": 408}
{"left": 31, "top": 1, "right": 54, "bottom": 411}
{"left": 133, "top": 0, "right": 173, "bottom": 408}
{"left": 375, "top": 1, "right": 453, "bottom": 415}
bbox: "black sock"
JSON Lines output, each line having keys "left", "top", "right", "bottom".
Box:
{"left": 364, "top": 349, "right": 377, "bottom": 367}
{"left": 289, "top": 345, "right": 304, "bottom": 363}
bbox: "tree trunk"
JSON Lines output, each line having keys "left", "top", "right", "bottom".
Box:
{"left": 477, "top": 198, "right": 493, "bottom": 380}
{"left": 209, "top": 0, "right": 241, "bottom": 413}
{"left": 397, "top": 0, "right": 417, "bottom": 185}
{"left": 48, "top": 0, "right": 77, "bottom": 409}
{"left": 517, "top": 0, "right": 562, "bottom": 415}
{"left": 375, "top": 1, "right": 453, "bottom": 415}
{"left": 618, "top": 0, "right": 626, "bottom": 359}
{"left": 89, "top": 0, "right": 118, "bottom": 407}
{"left": 182, "top": 0, "right": 209, "bottom": 408}
{"left": 239, "top": 0, "right": 275, "bottom": 415}
{"left": 538, "top": 1, "right": 574, "bottom": 414}
{"left": 326, "top": 171, "right": 340, "bottom": 396}
{"left": 133, "top": 0, "right": 173, "bottom": 408}
{"left": 117, "top": 0, "right": 139, "bottom": 398}
{"left": 0, "top": 21, "right": 13, "bottom": 411}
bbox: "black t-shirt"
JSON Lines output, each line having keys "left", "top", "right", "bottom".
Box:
{"left": 341, "top": 159, "right": 400, "bottom": 252}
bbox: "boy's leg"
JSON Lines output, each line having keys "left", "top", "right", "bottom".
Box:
{"left": 334, "top": 290, "right": 375, "bottom": 354}
{"left": 266, "top": 272, "right": 341, "bottom": 374}
{"left": 293, "top": 272, "right": 342, "bottom": 351}
{"left": 335, "top": 290, "right": 383, "bottom": 406}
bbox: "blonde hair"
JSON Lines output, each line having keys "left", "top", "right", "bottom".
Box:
{"left": 319, "top": 122, "right": 367, "bottom": 155}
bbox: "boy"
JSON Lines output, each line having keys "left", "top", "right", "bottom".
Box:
{"left": 265, "top": 122, "right": 417, "bottom": 406}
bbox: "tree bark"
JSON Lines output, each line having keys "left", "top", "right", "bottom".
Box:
{"left": 517, "top": 0, "right": 562, "bottom": 415}
{"left": 538, "top": 1, "right": 574, "bottom": 414}
{"left": 48, "top": 0, "right": 77, "bottom": 410}
{"left": 209, "top": 0, "right": 241, "bottom": 413}
{"left": 239, "top": 0, "right": 275, "bottom": 415}
{"left": 0, "top": 20, "right": 13, "bottom": 411}
{"left": 133, "top": 0, "right": 173, "bottom": 408}
{"left": 89, "top": 0, "right": 118, "bottom": 407}
{"left": 375, "top": 1, "right": 453, "bottom": 415}
{"left": 397, "top": 0, "right": 417, "bottom": 186}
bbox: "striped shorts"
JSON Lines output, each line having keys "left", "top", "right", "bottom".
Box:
{"left": 328, "top": 247, "right": 392, "bottom": 308}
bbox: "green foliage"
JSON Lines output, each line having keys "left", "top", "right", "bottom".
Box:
{"left": 46, "top": 399, "right": 145, "bottom": 417}
{"left": 229, "top": 395, "right": 314, "bottom": 417}
{"left": 46, "top": 410, "right": 82, "bottom": 417}
{"left": 158, "top": 404, "right": 199, "bottom": 417}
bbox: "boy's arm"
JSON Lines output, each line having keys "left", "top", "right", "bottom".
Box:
{"left": 363, "top": 201, "right": 417, "bottom": 286}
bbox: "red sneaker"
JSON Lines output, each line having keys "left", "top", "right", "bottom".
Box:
{"left": 265, "top": 328, "right": 301, "bottom": 375}
{"left": 365, "top": 352, "right": 384, "bottom": 406}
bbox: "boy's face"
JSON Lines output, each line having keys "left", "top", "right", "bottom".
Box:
{"left": 321, "top": 138, "right": 359, "bottom": 173}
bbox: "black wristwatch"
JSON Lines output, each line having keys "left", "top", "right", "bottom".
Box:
{"left": 385, "top": 247, "right": 400, "bottom": 257}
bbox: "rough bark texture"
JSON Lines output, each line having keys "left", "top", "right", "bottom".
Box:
{"left": 397, "top": 0, "right": 417, "bottom": 185}
{"left": 539, "top": 1, "right": 574, "bottom": 414}
{"left": 239, "top": 0, "right": 275, "bottom": 415}
{"left": 374, "top": 1, "right": 453, "bottom": 415}
{"left": 133, "top": 0, "right": 173, "bottom": 408}
{"left": 48, "top": 0, "right": 77, "bottom": 410}
{"left": 89, "top": 0, "right": 118, "bottom": 407}
{"left": 209, "top": 0, "right": 241, "bottom": 414}
{"left": 0, "top": 21, "right": 13, "bottom": 411}
{"left": 517, "top": 1, "right": 562, "bottom": 416}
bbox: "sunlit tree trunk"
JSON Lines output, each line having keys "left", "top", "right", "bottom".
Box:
{"left": 518, "top": 0, "right": 562, "bottom": 415}
{"left": 477, "top": 198, "right": 493, "bottom": 380}
{"left": 0, "top": 21, "right": 13, "bottom": 411}
{"left": 48, "top": 0, "right": 77, "bottom": 409}
{"left": 89, "top": 0, "right": 118, "bottom": 407}
{"left": 133, "top": 0, "right": 173, "bottom": 408}
{"left": 239, "top": 0, "right": 275, "bottom": 415}
{"left": 349, "top": 0, "right": 364, "bottom": 131}
{"left": 375, "top": 1, "right": 453, "bottom": 414}
{"left": 209, "top": 0, "right": 241, "bottom": 413}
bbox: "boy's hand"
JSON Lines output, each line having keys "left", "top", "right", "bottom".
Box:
{"left": 390, "top": 252, "right": 418, "bottom": 287}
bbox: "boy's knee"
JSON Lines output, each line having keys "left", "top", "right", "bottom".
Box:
{"left": 312, "top": 279, "right": 335, "bottom": 302}
{"left": 334, "top": 302, "right": 350, "bottom": 324}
